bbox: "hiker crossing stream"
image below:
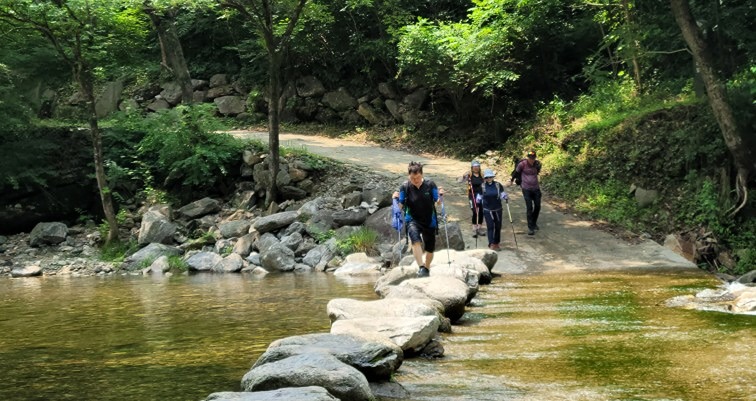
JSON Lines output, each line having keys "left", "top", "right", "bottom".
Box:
{"left": 0, "top": 132, "right": 751, "bottom": 401}
{"left": 230, "top": 130, "right": 754, "bottom": 400}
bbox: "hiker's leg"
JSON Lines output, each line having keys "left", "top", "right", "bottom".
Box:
{"left": 493, "top": 210, "right": 502, "bottom": 245}
{"left": 532, "top": 189, "right": 542, "bottom": 227}
{"left": 522, "top": 189, "right": 535, "bottom": 229}
{"left": 484, "top": 209, "right": 495, "bottom": 246}
{"left": 422, "top": 227, "right": 436, "bottom": 268}
{"left": 476, "top": 203, "right": 484, "bottom": 225}
{"left": 407, "top": 222, "right": 425, "bottom": 267}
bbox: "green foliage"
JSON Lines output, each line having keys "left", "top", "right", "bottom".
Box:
{"left": 397, "top": 14, "right": 518, "bottom": 106}
{"left": 99, "top": 239, "right": 139, "bottom": 263}
{"left": 167, "top": 255, "right": 189, "bottom": 272}
{"left": 311, "top": 228, "right": 335, "bottom": 243}
{"left": 336, "top": 227, "right": 379, "bottom": 256}
{"left": 113, "top": 104, "right": 244, "bottom": 195}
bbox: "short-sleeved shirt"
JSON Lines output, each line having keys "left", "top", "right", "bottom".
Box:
{"left": 398, "top": 179, "right": 439, "bottom": 229}
{"left": 463, "top": 172, "right": 485, "bottom": 198}
{"left": 516, "top": 159, "right": 541, "bottom": 190}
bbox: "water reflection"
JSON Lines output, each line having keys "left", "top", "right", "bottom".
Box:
{"left": 0, "top": 273, "right": 377, "bottom": 401}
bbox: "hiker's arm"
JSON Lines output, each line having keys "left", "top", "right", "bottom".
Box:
{"left": 435, "top": 187, "right": 445, "bottom": 203}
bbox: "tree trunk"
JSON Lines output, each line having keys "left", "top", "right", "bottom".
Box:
{"left": 621, "top": 0, "right": 642, "bottom": 93}
{"left": 144, "top": 5, "right": 194, "bottom": 104}
{"left": 670, "top": 0, "right": 753, "bottom": 212}
{"left": 75, "top": 62, "right": 119, "bottom": 244}
{"left": 265, "top": 56, "right": 282, "bottom": 207}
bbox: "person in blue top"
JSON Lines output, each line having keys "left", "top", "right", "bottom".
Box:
{"left": 392, "top": 161, "right": 444, "bottom": 277}
{"left": 475, "top": 169, "right": 509, "bottom": 251}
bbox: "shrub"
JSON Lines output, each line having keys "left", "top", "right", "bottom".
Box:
{"left": 337, "top": 227, "right": 380, "bottom": 256}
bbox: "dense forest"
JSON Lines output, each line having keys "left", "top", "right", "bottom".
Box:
{"left": 0, "top": 0, "right": 753, "bottom": 273}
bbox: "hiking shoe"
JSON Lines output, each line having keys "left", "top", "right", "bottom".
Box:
{"left": 528, "top": 229, "right": 535, "bottom": 236}
{"left": 417, "top": 266, "right": 430, "bottom": 277}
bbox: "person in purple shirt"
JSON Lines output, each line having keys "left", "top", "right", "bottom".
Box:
{"left": 515, "top": 150, "right": 542, "bottom": 235}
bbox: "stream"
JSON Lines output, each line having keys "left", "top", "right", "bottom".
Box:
{"left": 1, "top": 269, "right": 752, "bottom": 401}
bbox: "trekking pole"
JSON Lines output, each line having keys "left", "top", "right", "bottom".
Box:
{"left": 440, "top": 194, "right": 452, "bottom": 266}
{"left": 392, "top": 198, "right": 404, "bottom": 265}
{"left": 505, "top": 200, "right": 518, "bottom": 250}
{"left": 469, "top": 183, "right": 479, "bottom": 249}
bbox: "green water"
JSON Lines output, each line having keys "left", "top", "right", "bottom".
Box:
{"left": 0, "top": 273, "right": 377, "bottom": 401}
{"left": 397, "top": 270, "right": 755, "bottom": 401}
{"left": 1, "top": 270, "right": 754, "bottom": 401}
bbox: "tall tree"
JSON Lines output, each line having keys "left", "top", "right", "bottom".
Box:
{"left": 140, "top": 0, "right": 197, "bottom": 104}
{"left": 220, "top": 0, "right": 308, "bottom": 206}
{"left": 670, "top": 0, "right": 754, "bottom": 214}
{"left": 0, "top": 0, "right": 145, "bottom": 243}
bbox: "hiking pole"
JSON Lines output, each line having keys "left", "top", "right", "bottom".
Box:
{"left": 469, "top": 183, "right": 479, "bottom": 249}
{"left": 440, "top": 194, "right": 452, "bottom": 266}
{"left": 391, "top": 198, "right": 404, "bottom": 265}
{"left": 505, "top": 200, "right": 518, "bottom": 250}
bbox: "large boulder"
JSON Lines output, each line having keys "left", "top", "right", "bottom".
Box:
{"left": 178, "top": 198, "right": 221, "bottom": 219}
{"left": 434, "top": 221, "right": 465, "bottom": 251}
{"left": 296, "top": 76, "right": 327, "bottom": 98}
{"left": 241, "top": 353, "right": 375, "bottom": 401}
{"left": 252, "top": 333, "right": 402, "bottom": 381}
{"left": 332, "top": 208, "right": 369, "bottom": 227}
{"left": 261, "top": 243, "right": 296, "bottom": 272}
{"left": 138, "top": 209, "right": 176, "bottom": 246}
{"left": 186, "top": 251, "right": 224, "bottom": 272}
{"left": 398, "top": 276, "right": 470, "bottom": 322}
{"left": 331, "top": 316, "right": 440, "bottom": 354}
{"left": 327, "top": 297, "right": 449, "bottom": 333}
{"left": 215, "top": 95, "right": 246, "bottom": 116}
{"left": 206, "top": 387, "right": 338, "bottom": 401}
{"left": 219, "top": 220, "right": 252, "bottom": 239}
{"left": 123, "top": 243, "right": 182, "bottom": 270}
{"left": 333, "top": 253, "right": 382, "bottom": 278}
{"left": 253, "top": 211, "right": 299, "bottom": 234}
{"left": 29, "top": 222, "right": 68, "bottom": 247}
{"left": 322, "top": 88, "right": 358, "bottom": 112}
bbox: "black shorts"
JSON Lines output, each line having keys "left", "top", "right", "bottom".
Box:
{"left": 407, "top": 221, "right": 436, "bottom": 253}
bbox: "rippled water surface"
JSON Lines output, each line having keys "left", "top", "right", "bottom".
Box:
{"left": 0, "top": 273, "right": 377, "bottom": 401}
{"left": 1, "top": 270, "right": 754, "bottom": 401}
{"left": 397, "top": 269, "right": 755, "bottom": 401}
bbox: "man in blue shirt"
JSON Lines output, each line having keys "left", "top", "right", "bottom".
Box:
{"left": 393, "top": 161, "right": 444, "bottom": 277}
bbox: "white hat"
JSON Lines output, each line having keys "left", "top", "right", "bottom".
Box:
{"left": 483, "top": 169, "right": 495, "bottom": 178}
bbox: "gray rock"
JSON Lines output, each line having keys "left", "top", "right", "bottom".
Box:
{"left": 147, "top": 255, "right": 171, "bottom": 274}
{"left": 261, "top": 243, "right": 296, "bottom": 272}
{"left": 147, "top": 98, "right": 170, "bottom": 111}
{"left": 634, "top": 187, "right": 659, "bottom": 208}
{"left": 11, "top": 265, "right": 43, "bottom": 278}
{"left": 333, "top": 253, "right": 382, "bottom": 277}
{"left": 95, "top": 79, "right": 125, "bottom": 117}
{"left": 434, "top": 221, "right": 464, "bottom": 251}
{"left": 370, "top": 381, "right": 410, "bottom": 400}
{"left": 303, "top": 240, "right": 337, "bottom": 269}
{"left": 280, "top": 232, "right": 304, "bottom": 251}
{"left": 233, "top": 233, "right": 256, "bottom": 257}
{"left": 138, "top": 210, "right": 176, "bottom": 246}
{"left": 124, "top": 243, "right": 182, "bottom": 270}
{"left": 186, "top": 251, "right": 224, "bottom": 272}
{"left": 322, "top": 88, "right": 358, "bottom": 112}
{"left": 159, "top": 81, "right": 183, "bottom": 105}
{"left": 332, "top": 208, "right": 369, "bottom": 227}
{"left": 241, "top": 353, "right": 374, "bottom": 401}
{"left": 29, "top": 222, "right": 68, "bottom": 247}
{"left": 399, "top": 276, "right": 470, "bottom": 322}
{"left": 331, "top": 316, "right": 440, "bottom": 354}
{"left": 206, "top": 387, "right": 338, "bottom": 401}
{"left": 219, "top": 220, "right": 252, "bottom": 239}
{"left": 384, "top": 99, "right": 402, "bottom": 122}
{"left": 327, "top": 297, "right": 448, "bottom": 333}
{"left": 296, "top": 76, "right": 327, "bottom": 98}
{"left": 280, "top": 185, "right": 308, "bottom": 200}
{"left": 403, "top": 88, "right": 428, "bottom": 109}
{"left": 736, "top": 270, "right": 756, "bottom": 285}
{"left": 209, "top": 74, "right": 228, "bottom": 88}
{"left": 253, "top": 211, "right": 299, "bottom": 234}
{"left": 377, "top": 82, "right": 399, "bottom": 99}
{"left": 178, "top": 198, "right": 221, "bottom": 219}
{"left": 220, "top": 253, "right": 244, "bottom": 273}
{"left": 253, "top": 333, "right": 402, "bottom": 381}
{"left": 215, "top": 95, "right": 246, "bottom": 116}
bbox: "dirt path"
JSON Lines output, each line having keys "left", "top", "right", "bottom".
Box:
{"left": 229, "top": 130, "right": 696, "bottom": 274}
